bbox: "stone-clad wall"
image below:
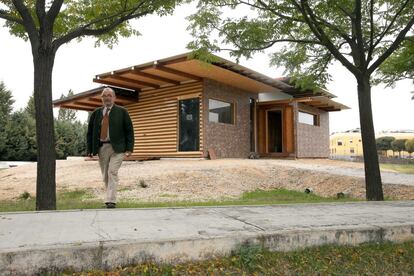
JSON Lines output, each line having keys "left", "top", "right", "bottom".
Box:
{"left": 203, "top": 79, "right": 258, "bottom": 158}
{"left": 296, "top": 103, "right": 330, "bottom": 158}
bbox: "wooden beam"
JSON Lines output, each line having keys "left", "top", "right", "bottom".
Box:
{"left": 154, "top": 64, "right": 202, "bottom": 81}
{"left": 88, "top": 94, "right": 137, "bottom": 104}
{"left": 93, "top": 78, "right": 142, "bottom": 91}
{"left": 107, "top": 75, "right": 160, "bottom": 89}
{"left": 323, "top": 108, "right": 341, "bottom": 112}
{"left": 73, "top": 101, "right": 102, "bottom": 108}
{"left": 130, "top": 70, "right": 180, "bottom": 85}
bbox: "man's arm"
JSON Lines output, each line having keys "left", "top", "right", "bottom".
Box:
{"left": 124, "top": 109, "right": 134, "bottom": 155}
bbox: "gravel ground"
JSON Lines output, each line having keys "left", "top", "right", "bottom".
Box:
{"left": 0, "top": 158, "right": 413, "bottom": 202}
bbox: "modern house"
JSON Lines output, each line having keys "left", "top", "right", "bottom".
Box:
{"left": 53, "top": 52, "right": 349, "bottom": 160}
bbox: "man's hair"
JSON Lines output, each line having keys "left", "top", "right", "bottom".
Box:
{"left": 102, "top": 87, "right": 116, "bottom": 97}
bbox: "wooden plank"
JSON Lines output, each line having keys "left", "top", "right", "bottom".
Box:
{"left": 93, "top": 78, "right": 142, "bottom": 90}
{"left": 73, "top": 101, "right": 101, "bottom": 108}
{"left": 129, "top": 70, "right": 180, "bottom": 85}
{"left": 208, "top": 149, "right": 217, "bottom": 160}
{"left": 154, "top": 65, "right": 202, "bottom": 81}
{"left": 257, "top": 108, "right": 266, "bottom": 154}
{"left": 109, "top": 74, "right": 161, "bottom": 89}
{"left": 138, "top": 87, "right": 202, "bottom": 102}
{"left": 284, "top": 106, "right": 295, "bottom": 153}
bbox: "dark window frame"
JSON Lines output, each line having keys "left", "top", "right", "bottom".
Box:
{"left": 298, "top": 110, "right": 320, "bottom": 126}
{"left": 208, "top": 97, "right": 236, "bottom": 125}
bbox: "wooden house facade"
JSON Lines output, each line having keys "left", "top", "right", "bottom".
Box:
{"left": 53, "top": 53, "right": 349, "bottom": 159}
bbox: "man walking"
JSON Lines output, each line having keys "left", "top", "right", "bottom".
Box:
{"left": 87, "top": 87, "right": 134, "bottom": 208}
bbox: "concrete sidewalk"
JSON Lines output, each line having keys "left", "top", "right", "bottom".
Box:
{"left": 1, "top": 201, "right": 414, "bottom": 274}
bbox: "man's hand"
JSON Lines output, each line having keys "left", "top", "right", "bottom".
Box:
{"left": 125, "top": 151, "right": 131, "bottom": 157}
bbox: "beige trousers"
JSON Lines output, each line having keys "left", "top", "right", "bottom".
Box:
{"left": 98, "top": 143, "right": 124, "bottom": 203}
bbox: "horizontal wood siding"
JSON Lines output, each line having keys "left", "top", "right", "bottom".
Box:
{"left": 125, "top": 82, "right": 203, "bottom": 158}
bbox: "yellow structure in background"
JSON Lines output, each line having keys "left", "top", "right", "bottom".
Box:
{"left": 330, "top": 128, "right": 414, "bottom": 158}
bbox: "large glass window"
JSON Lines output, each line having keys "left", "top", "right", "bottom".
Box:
{"left": 298, "top": 111, "right": 319, "bottom": 126}
{"left": 209, "top": 99, "right": 234, "bottom": 124}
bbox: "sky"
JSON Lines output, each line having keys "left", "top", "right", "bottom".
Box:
{"left": 0, "top": 3, "right": 413, "bottom": 134}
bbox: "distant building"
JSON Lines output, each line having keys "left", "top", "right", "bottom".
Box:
{"left": 330, "top": 129, "right": 414, "bottom": 159}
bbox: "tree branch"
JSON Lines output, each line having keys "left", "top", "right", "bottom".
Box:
{"left": 11, "top": 0, "right": 39, "bottom": 46}
{"left": 368, "top": 14, "right": 414, "bottom": 74}
{"left": 52, "top": 2, "right": 151, "bottom": 50}
{"left": 296, "top": 0, "right": 360, "bottom": 76}
{"left": 46, "top": 0, "right": 63, "bottom": 23}
{"left": 353, "top": 0, "right": 367, "bottom": 69}
{"left": 35, "top": 0, "right": 46, "bottom": 22}
{"left": 367, "top": 0, "right": 375, "bottom": 63}
{"left": 371, "top": 0, "right": 412, "bottom": 51}
{"left": 0, "top": 9, "right": 24, "bottom": 25}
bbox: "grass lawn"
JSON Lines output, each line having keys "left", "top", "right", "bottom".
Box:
{"left": 65, "top": 241, "right": 414, "bottom": 275}
{"left": 0, "top": 188, "right": 360, "bottom": 212}
{"left": 381, "top": 163, "right": 414, "bottom": 174}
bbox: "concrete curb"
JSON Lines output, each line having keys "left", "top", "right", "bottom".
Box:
{"left": 2, "top": 223, "right": 413, "bottom": 275}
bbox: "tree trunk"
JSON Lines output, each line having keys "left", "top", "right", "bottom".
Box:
{"left": 33, "top": 50, "right": 57, "bottom": 210}
{"left": 357, "top": 76, "right": 384, "bottom": 201}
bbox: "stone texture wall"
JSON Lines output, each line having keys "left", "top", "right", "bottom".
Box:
{"left": 296, "top": 103, "right": 330, "bottom": 158}
{"left": 203, "top": 79, "right": 257, "bottom": 158}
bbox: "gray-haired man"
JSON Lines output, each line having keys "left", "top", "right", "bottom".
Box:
{"left": 87, "top": 87, "right": 134, "bottom": 208}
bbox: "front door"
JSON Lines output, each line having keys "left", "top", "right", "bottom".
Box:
{"left": 267, "top": 110, "right": 283, "bottom": 153}
{"left": 257, "top": 104, "right": 294, "bottom": 156}
{"left": 178, "top": 98, "right": 200, "bottom": 151}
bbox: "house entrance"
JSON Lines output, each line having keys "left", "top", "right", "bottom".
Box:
{"left": 267, "top": 110, "right": 283, "bottom": 153}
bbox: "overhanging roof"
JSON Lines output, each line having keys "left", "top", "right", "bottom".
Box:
{"left": 93, "top": 52, "right": 308, "bottom": 95}
{"left": 258, "top": 96, "right": 349, "bottom": 112}
{"left": 53, "top": 86, "right": 138, "bottom": 111}
{"left": 53, "top": 52, "right": 343, "bottom": 111}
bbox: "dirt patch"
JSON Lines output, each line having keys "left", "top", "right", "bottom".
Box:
{"left": 0, "top": 159, "right": 413, "bottom": 201}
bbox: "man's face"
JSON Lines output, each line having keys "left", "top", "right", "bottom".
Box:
{"left": 101, "top": 89, "right": 115, "bottom": 107}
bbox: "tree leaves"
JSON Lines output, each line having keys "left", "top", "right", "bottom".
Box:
{"left": 187, "top": 0, "right": 414, "bottom": 89}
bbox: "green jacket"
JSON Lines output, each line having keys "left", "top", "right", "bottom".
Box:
{"left": 87, "top": 105, "right": 134, "bottom": 155}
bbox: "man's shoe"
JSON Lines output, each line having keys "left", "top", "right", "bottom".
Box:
{"left": 105, "top": 202, "right": 116, "bottom": 209}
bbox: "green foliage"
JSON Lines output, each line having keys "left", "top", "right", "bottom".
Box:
{"left": 55, "top": 119, "right": 87, "bottom": 159}
{"left": 1, "top": 109, "right": 37, "bottom": 161}
{"left": 376, "top": 136, "right": 395, "bottom": 152}
{"left": 231, "top": 243, "right": 264, "bottom": 272}
{"left": 0, "top": 83, "right": 87, "bottom": 161}
{"left": 0, "top": 81, "right": 14, "bottom": 122}
{"left": 1, "top": 0, "right": 181, "bottom": 48}
{"left": 0, "top": 188, "right": 360, "bottom": 212}
{"left": 18, "top": 191, "right": 31, "bottom": 200}
{"left": 187, "top": 0, "right": 414, "bottom": 89}
{"left": 0, "top": 81, "right": 15, "bottom": 155}
{"left": 61, "top": 241, "right": 414, "bottom": 275}
{"left": 391, "top": 139, "right": 407, "bottom": 155}
{"left": 57, "top": 90, "right": 77, "bottom": 122}
{"left": 377, "top": 39, "right": 414, "bottom": 87}
{"left": 25, "top": 93, "right": 35, "bottom": 119}
{"left": 406, "top": 139, "right": 414, "bottom": 154}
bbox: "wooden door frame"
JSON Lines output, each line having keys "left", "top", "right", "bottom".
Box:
{"left": 257, "top": 104, "right": 291, "bottom": 157}
{"left": 176, "top": 96, "right": 202, "bottom": 153}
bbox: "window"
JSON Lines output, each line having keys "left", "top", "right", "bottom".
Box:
{"left": 337, "top": 140, "right": 343, "bottom": 146}
{"left": 350, "top": 140, "right": 353, "bottom": 143}
{"left": 298, "top": 111, "right": 319, "bottom": 126}
{"left": 209, "top": 99, "right": 234, "bottom": 124}
{"left": 350, "top": 148, "right": 355, "bottom": 154}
